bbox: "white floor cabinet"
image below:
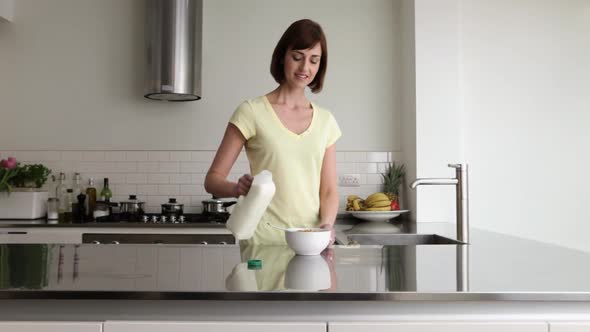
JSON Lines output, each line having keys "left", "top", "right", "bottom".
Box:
{"left": 328, "top": 321, "right": 548, "bottom": 332}
{"left": 0, "top": 321, "right": 102, "bottom": 332}
{"left": 549, "top": 322, "right": 590, "bottom": 332}
{"left": 104, "top": 321, "right": 327, "bottom": 332}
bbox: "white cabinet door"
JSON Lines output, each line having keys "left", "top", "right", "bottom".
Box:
{"left": 0, "top": 321, "right": 102, "bottom": 332}
{"left": 104, "top": 321, "right": 326, "bottom": 332}
{"left": 329, "top": 321, "right": 548, "bottom": 332}
{"left": 549, "top": 322, "right": 590, "bottom": 332}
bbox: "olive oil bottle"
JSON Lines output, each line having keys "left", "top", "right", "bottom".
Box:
{"left": 86, "top": 178, "right": 97, "bottom": 219}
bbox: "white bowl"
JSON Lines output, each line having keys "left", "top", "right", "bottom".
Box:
{"left": 285, "top": 255, "right": 331, "bottom": 291}
{"left": 348, "top": 210, "right": 409, "bottom": 222}
{"left": 285, "top": 227, "right": 331, "bottom": 256}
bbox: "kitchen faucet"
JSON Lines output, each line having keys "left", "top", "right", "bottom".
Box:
{"left": 410, "top": 164, "right": 469, "bottom": 243}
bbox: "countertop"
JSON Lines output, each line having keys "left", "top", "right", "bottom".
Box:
{"left": 1, "top": 222, "right": 590, "bottom": 301}
{"left": 0, "top": 221, "right": 227, "bottom": 228}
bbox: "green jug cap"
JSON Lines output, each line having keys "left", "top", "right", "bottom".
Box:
{"left": 247, "top": 259, "right": 262, "bottom": 270}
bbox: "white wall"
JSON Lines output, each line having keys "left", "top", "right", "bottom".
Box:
{"left": 0, "top": 0, "right": 13, "bottom": 22}
{"left": 0, "top": 0, "right": 401, "bottom": 152}
{"left": 461, "top": 0, "right": 590, "bottom": 251}
{"left": 414, "top": 0, "right": 590, "bottom": 251}
{"left": 400, "top": 0, "right": 417, "bottom": 217}
{"left": 413, "top": 0, "right": 463, "bottom": 222}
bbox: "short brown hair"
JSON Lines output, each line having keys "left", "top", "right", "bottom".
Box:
{"left": 270, "top": 19, "right": 328, "bottom": 93}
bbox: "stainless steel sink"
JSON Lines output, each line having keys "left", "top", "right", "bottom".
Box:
{"left": 341, "top": 234, "right": 465, "bottom": 246}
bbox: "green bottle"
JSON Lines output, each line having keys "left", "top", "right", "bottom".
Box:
{"left": 100, "top": 178, "right": 112, "bottom": 202}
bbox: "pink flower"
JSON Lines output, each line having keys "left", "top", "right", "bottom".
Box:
{"left": 0, "top": 157, "right": 17, "bottom": 170}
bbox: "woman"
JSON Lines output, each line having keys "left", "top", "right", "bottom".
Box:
{"left": 205, "top": 19, "right": 341, "bottom": 245}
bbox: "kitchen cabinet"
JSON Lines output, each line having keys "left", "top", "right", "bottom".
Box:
{"left": 549, "top": 322, "right": 590, "bottom": 332}
{"left": 104, "top": 321, "right": 326, "bottom": 332}
{"left": 0, "top": 321, "right": 102, "bottom": 332}
{"left": 0, "top": 228, "right": 81, "bottom": 243}
{"left": 328, "top": 321, "right": 548, "bottom": 332}
{"left": 0, "top": 0, "right": 13, "bottom": 22}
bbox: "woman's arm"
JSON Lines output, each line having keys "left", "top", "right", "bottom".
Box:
{"left": 319, "top": 144, "right": 339, "bottom": 238}
{"left": 204, "top": 123, "right": 253, "bottom": 198}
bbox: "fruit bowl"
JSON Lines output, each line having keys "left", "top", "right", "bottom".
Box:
{"left": 347, "top": 210, "right": 409, "bottom": 222}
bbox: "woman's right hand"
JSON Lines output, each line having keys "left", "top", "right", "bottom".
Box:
{"left": 235, "top": 174, "right": 254, "bottom": 197}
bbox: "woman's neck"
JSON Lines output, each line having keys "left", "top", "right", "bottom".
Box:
{"left": 267, "top": 85, "right": 309, "bottom": 108}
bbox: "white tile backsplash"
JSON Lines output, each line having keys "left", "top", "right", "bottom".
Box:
{"left": 82, "top": 151, "right": 106, "bottom": 161}
{"left": 137, "top": 162, "right": 159, "bottom": 173}
{"left": 170, "top": 151, "right": 191, "bottom": 162}
{"left": 105, "top": 151, "right": 126, "bottom": 161}
{"left": 61, "top": 151, "right": 83, "bottom": 161}
{"left": 367, "top": 152, "right": 388, "bottom": 163}
{"left": 191, "top": 151, "right": 215, "bottom": 161}
{"left": 180, "top": 184, "right": 201, "bottom": 196}
{"left": 345, "top": 152, "right": 367, "bottom": 162}
{"left": 367, "top": 174, "right": 384, "bottom": 185}
{"left": 126, "top": 173, "right": 147, "bottom": 184}
{"left": 14, "top": 150, "right": 400, "bottom": 211}
{"left": 148, "top": 151, "right": 170, "bottom": 162}
{"left": 170, "top": 173, "right": 192, "bottom": 184}
{"left": 113, "top": 162, "right": 137, "bottom": 173}
{"left": 125, "top": 151, "right": 148, "bottom": 161}
{"left": 159, "top": 162, "right": 180, "bottom": 173}
{"left": 137, "top": 184, "right": 158, "bottom": 195}
{"left": 148, "top": 173, "right": 169, "bottom": 184}
{"left": 157, "top": 184, "right": 180, "bottom": 196}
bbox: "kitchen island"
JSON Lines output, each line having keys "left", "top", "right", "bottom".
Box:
{"left": 2, "top": 224, "right": 590, "bottom": 330}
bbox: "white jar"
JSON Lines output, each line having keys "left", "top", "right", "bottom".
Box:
{"left": 226, "top": 170, "right": 276, "bottom": 240}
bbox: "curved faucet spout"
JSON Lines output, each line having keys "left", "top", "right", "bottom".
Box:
{"left": 410, "top": 178, "right": 459, "bottom": 189}
{"left": 410, "top": 163, "right": 469, "bottom": 243}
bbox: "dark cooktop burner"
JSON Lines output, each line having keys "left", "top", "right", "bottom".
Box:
{"left": 95, "top": 213, "right": 229, "bottom": 225}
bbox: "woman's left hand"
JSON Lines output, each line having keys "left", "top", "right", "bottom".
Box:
{"left": 320, "top": 223, "right": 335, "bottom": 244}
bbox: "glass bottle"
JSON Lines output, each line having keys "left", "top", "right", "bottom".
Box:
{"left": 47, "top": 197, "right": 59, "bottom": 221}
{"left": 73, "top": 172, "right": 84, "bottom": 195}
{"left": 86, "top": 178, "right": 97, "bottom": 220}
{"left": 100, "top": 178, "right": 112, "bottom": 202}
{"left": 60, "top": 188, "right": 74, "bottom": 224}
{"left": 55, "top": 172, "right": 67, "bottom": 201}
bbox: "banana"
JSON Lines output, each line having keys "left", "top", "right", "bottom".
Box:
{"left": 352, "top": 198, "right": 361, "bottom": 211}
{"left": 365, "top": 206, "right": 391, "bottom": 211}
{"left": 347, "top": 195, "right": 360, "bottom": 202}
{"left": 365, "top": 192, "right": 390, "bottom": 206}
{"left": 368, "top": 199, "right": 391, "bottom": 208}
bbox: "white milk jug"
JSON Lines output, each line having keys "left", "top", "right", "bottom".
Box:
{"left": 226, "top": 170, "right": 276, "bottom": 240}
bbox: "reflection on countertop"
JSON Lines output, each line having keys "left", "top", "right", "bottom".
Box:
{"left": 1, "top": 223, "right": 590, "bottom": 300}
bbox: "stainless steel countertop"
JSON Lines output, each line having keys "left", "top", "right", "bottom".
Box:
{"left": 0, "top": 220, "right": 226, "bottom": 228}
{"left": 1, "top": 222, "right": 590, "bottom": 301}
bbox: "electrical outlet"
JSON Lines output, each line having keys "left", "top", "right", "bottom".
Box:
{"left": 338, "top": 174, "right": 361, "bottom": 187}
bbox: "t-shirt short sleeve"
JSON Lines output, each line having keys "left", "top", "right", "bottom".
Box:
{"left": 229, "top": 101, "right": 256, "bottom": 140}
{"left": 326, "top": 112, "right": 342, "bottom": 147}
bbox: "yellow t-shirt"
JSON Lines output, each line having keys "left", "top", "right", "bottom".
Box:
{"left": 229, "top": 95, "right": 342, "bottom": 245}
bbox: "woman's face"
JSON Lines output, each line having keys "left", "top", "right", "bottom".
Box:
{"left": 282, "top": 43, "right": 322, "bottom": 90}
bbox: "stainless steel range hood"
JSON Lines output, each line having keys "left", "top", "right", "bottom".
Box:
{"left": 145, "top": 0, "right": 202, "bottom": 101}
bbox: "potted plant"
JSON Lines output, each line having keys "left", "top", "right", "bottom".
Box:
{"left": 0, "top": 153, "right": 52, "bottom": 219}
